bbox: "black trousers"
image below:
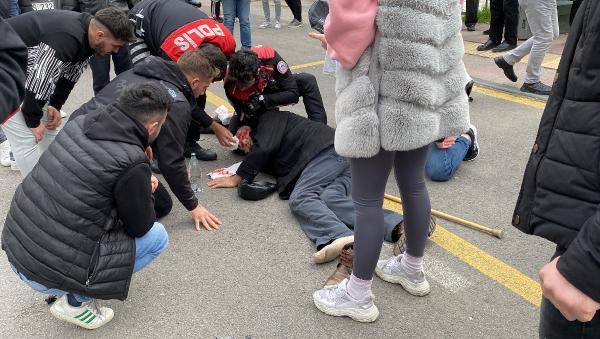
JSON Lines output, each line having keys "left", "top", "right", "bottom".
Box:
{"left": 89, "top": 45, "right": 132, "bottom": 94}
{"left": 569, "top": 0, "right": 584, "bottom": 25}
{"left": 489, "top": 0, "right": 518, "bottom": 45}
{"left": 465, "top": 0, "right": 479, "bottom": 26}
{"left": 153, "top": 182, "right": 173, "bottom": 219}
{"left": 211, "top": 0, "right": 220, "bottom": 18}
{"left": 284, "top": 0, "right": 302, "bottom": 21}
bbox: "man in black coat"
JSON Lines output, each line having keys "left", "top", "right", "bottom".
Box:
{"left": 512, "top": 0, "right": 600, "bottom": 335}
{"left": 477, "top": 0, "right": 518, "bottom": 52}
{"left": 3, "top": 7, "right": 134, "bottom": 176}
{"left": 2, "top": 84, "right": 171, "bottom": 330}
{"left": 71, "top": 50, "right": 222, "bottom": 231}
{"left": 208, "top": 111, "right": 403, "bottom": 264}
{"left": 130, "top": 0, "right": 237, "bottom": 161}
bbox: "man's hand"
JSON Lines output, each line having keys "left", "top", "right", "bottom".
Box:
{"left": 539, "top": 257, "right": 600, "bottom": 322}
{"left": 150, "top": 175, "right": 159, "bottom": 193}
{"left": 210, "top": 121, "right": 236, "bottom": 147}
{"left": 189, "top": 204, "right": 222, "bottom": 231}
{"left": 435, "top": 137, "right": 456, "bottom": 149}
{"left": 309, "top": 32, "right": 328, "bottom": 50}
{"left": 208, "top": 174, "right": 243, "bottom": 189}
{"left": 45, "top": 106, "right": 62, "bottom": 130}
{"left": 31, "top": 124, "right": 45, "bottom": 143}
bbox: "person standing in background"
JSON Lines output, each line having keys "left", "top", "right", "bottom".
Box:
{"left": 222, "top": 0, "right": 251, "bottom": 48}
{"left": 259, "top": 0, "right": 281, "bottom": 29}
{"left": 465, "top": 0, "right": 479, "bottom": 31}
{"left": 477, "top": 0, "right": 518, "bottom": 52}
{"left": 284, "top": 0, "right": 302, "bottom": 28}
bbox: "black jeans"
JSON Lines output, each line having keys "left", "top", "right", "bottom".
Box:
{"left": 489, "top": 0, "right": 519, "bottom": 45}
{"left": 284, "top": 0, "right": 302, "bottom": 21}
{"left": 539, "top": 298, "right": 600, "bottom": 338}
{"left": 465, "top": 0, "right": 480, "bottom": 26}
{"left": 89, "top": 45, "right": 132, "bottom": 94}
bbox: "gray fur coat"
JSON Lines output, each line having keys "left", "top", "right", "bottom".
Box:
{"left": 334, "top": 0, "right": 470, "bottom": 158}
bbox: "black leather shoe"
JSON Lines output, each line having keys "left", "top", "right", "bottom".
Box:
{"left": 494, "top": 57, "right": 518, "bottom": 82}
{"left": 520, "top": 82, "right": 552, "bottom": 96}
{"left": 492, "top": 41, "right": 517, "bottom": 52}
{"left": 477, "top": 39, "right": 499, "bottom": 51}
{"left": 466, "top": 24, "right": 476, "bottom": 31}
{"left": 184, "top": 142, "right": 217, "bottom": 161}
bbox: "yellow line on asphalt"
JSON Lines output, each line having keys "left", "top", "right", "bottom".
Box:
{"left": 206, "top": 90, "right": 234, "bottom": 112}
{"left": 290, "top": 60, "right": 325, "bottom": 70}
{"left": 472, "top": 85, "right": 547, "bottom": 110}
{"left": 463, "top": 41, "right": 561, "bottom": 70}
{"left": 383, "top": 198, "right": 542, "bottom": 307}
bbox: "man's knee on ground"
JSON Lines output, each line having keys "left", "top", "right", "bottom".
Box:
{"left": 426, "top": 166, "right": 453, "bottom": 182}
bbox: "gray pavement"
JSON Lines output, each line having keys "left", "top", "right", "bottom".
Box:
{"left": 0, "top": 1, "right": 559, "bottom": 338}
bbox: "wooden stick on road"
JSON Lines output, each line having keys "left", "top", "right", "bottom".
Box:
{"left": 384, "top": 194, "right": 504, "bottom": 239}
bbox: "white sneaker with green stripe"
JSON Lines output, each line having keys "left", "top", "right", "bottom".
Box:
{"left": 49, "top": 295, "right": 114, "bottom": 329}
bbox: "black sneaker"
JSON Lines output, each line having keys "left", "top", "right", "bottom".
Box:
{"left": 465, "top": 80, "right": 474, "bottom": 102}
{"left": 184, "top": 142, "right": 217, "bottom": 161}
{"left": 520, "top": 82, "right": 552, "bottom": 96}
{"left": 494, "top": 56, "right": 518, "bottom": 82}
{"left": 463, "top": 125, "right": 479, "bottom": 162}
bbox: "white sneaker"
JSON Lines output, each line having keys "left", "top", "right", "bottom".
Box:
{"left": 313, "top": 278, "right": 379, "bottom": 322}
{"left": 274, "top": 21, "right": 281, "bottom": 29}
{"left": 375, "top": 255, "right": 430, "bottom": 296}
{"left": 49, "top": 295, "right": 114, "bottom": 330}
{"left": 0, "top": 141, "right": 10, "bottom": 167}
{"left": 258, "top": 20, "right": 271, "bottom": 29}
{"left": 9, "top": 152, "right": 19, "bottom": 171}
{"left": 60, "top": 110, "right": 68, "bottom": 118}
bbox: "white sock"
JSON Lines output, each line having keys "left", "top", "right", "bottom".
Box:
{"left": 400, "top": 253, "right": 424, "bottom": 275}
{"left": 346, "top": 274, "right": 372, "bottom": 301}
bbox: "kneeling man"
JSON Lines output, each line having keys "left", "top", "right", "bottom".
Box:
{"left": 2, "top": 84, "right": 171, "bottom": 330}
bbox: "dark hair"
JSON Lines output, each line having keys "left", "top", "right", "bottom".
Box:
{"left": 227, "top": 49, "right": 260, "bottom": 88}
{"left": 199, "top": 43, "right": 228, "bottom": 81}
{"left": 93, "top": 7, "right": 135, "bottom": 42}
{"left": 177, "top": 49, "right": 220, "bottom": 80}
{"left": 118, "top": 84, "right": 172, "bottom": 124}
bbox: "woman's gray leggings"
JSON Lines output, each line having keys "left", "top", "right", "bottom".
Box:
{"left": 350, "top": 146, "right": 431, "bottom": 280}
{"left": 262, "top": 0, "right": 281, "bottom": 21}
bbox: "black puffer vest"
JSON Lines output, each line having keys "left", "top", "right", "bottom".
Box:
{"left": 2, "top": 104, "right": 149, "bottom": 300}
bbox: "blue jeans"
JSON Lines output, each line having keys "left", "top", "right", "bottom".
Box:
{"left": 12, "top": 222, "right": 169, "bottom": 303}
{"left": 289, "top": 146, "right": 403, "bottom": 248}
{"left": 425, "top": 136, "right": 470, "bottom": 182}
{"left": 222, "top": 0, "right": 252, "bottom": 48}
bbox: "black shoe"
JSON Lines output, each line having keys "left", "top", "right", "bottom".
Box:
{"left": 492, "top": 41, "right": 517, "bottom": 52}
{"left": 466, "top": 24, "right": 476, "bottom": 32}
{"left": 465, "top": 80, "right": 474, "bottom": 102}
{"left": 477, "top": 39, "right": 499, "bottom": 51}
{"left": 494, "top": 57, "right": 518, "bottom": 82}
{"left": 483, "top": 29, "right": 490, "bottom": 35}
{"left": 184, "top": 142, "right": 217, "bottom": 161}
{"left": 520, "top": 82, "right": 552, "bottom": 96}
{"left": 463, "top": 125, "right": 479, "bottom": 161}
{"left": 150, "top": 159, "right": 161, "bottom": 174}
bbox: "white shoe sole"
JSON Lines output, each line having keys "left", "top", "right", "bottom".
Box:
{"left": 50, "top": 306, "right": 114, "bottom": 330}
{"left": 375, "top": 267, "right": 431, "bottom": 296}
{"left": 313, "top": 298, "right": 379, "bottom": 323}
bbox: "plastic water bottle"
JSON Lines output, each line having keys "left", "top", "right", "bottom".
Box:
{"left": 188, "top": 154, "right": 202, "bottom": 193}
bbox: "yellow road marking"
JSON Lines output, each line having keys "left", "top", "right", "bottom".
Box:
{"left": 472, "top": 85, "right": 547, "bottom": 110}
{"left": 289, "top": 60, "right": 325, "bottom": 70}
{"left": 463, "top": 41, "right": 561, "bottom": 70}
{"left": 383, "top": 198, "right": 542, "bottom": 307}
{"left": 205, "top": 90, "right": 234, "bottom": 112}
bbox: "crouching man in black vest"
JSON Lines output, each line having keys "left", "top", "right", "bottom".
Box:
{"left": 1, "top": 84, "right": 171, "bottom": 330}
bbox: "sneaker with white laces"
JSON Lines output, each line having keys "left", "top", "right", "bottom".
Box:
{"left": 375, "top": 255, "right": 430, "bottom": 296}
{"left": 0, "top": 141, "right": 11, "bottom": 167}
{"left": 49, "top": 295, "right": 114, "bottom": 330}
{"left": 274, "top": 20, "right": 281, "bottom": 29}
{"left": 258, "top": 20, "right": 271, "bottom": 29}
{"left": 313, "top": 278, "right": 379, "bottom": 322}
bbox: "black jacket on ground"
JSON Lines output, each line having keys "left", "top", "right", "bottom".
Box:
{"left": 236, "top": 111, "right": 334, "bottom": 199}
{"left": 2, "top": 103, "right": 154, "bottom": 300}
{"left": 0, "top": 18, "right": 27, "bottom": 123}
{"left": 512, "top": 0, "right": 600, "bottom": 303}
{"left": 71, "top": 56, "right": 200, "bottom": 211}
